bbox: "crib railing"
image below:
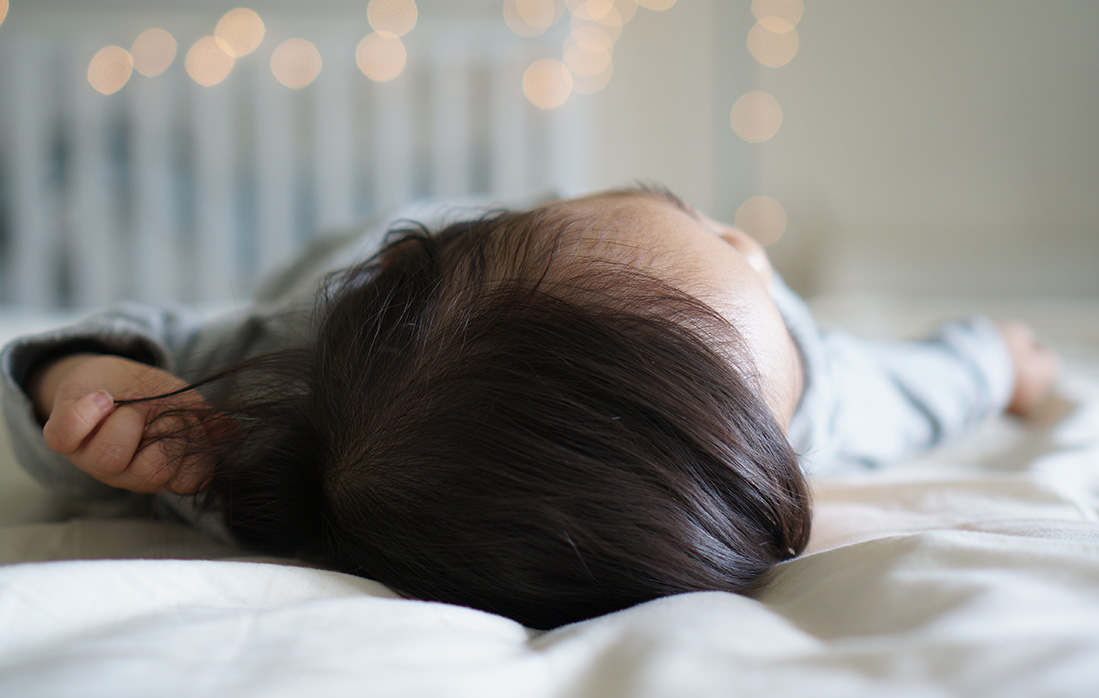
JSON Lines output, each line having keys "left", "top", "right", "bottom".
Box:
{"left": 0, "top": 5, "right": 587, "bottom": 309}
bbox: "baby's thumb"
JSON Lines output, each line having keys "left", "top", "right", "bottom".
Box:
{"left": 42, "top": 391, "right": 114, "bottom": 455}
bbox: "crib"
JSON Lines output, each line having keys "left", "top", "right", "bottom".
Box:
{"left": 0, "top": 1, "right": 588, "bottom": 309}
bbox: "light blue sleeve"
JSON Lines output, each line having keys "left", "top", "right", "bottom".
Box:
{"left": 0, "top": 301, "right": 308, "bottom": 501}
{"left": 774, "top": 282, "right": 1015, "bottom": 474}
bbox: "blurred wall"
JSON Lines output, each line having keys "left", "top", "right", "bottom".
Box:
{"left": 584, "top": 0, "right": 1099, "bottom": 297}
{"left": 2, "top": 0, "right": 1096, "bottom": 301}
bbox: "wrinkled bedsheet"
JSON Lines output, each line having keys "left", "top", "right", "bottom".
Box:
{"left": 3, "top": 297, "right": 1099, "bottom": 697}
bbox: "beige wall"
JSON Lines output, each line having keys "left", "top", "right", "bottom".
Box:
{"left": 584, "top": 0, "right": 721, "bottom": 212}
{"left": 584, "top": 0, "right": 1099, "bottom": 297}
{"left": 6, "top": 0, "right": 1096, "bottom": 298}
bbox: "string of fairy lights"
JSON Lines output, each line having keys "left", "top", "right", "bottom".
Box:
{"left": 508, "top": 0, "right": 680, "bottom": 108}
{"left": 18, "top": 0, "right": 685, "bottom": 107}
{"left": 0, "top": 0, "right": 799, "bottom": 243}
{"left": 732, "top": 0, "right": 804, "bottom": 247}
{"left": 78, "top": 3, "right": 418, "bottom": 94}
{"left": 3, "top": 0, "right": 793, "bottom": 124}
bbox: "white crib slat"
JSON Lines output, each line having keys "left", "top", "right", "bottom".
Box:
{"left": 192, "top": 83, "right": 237, "bottom": 303}
{"left": 313, "top": 43, "right": 355, "bottom": 231}
{"left": 69, "top": 44, "right": 120, "bottom": 308}
{"left": 254, "top": 66, "right": 296, "bottom": 282}
{"left": 131, "top": 68, "right": 177, "bottom": 304}
{"left": 3, "top": 40, "right": 59, "bottom": 307}
{"left": 430, "top": 48, "right": 472, "bottom": 198}
{"left": 373, "top": 75, "right": 414, "bottom": 212}
{"left": 489, "top": 49, "right": 527, "bottom": 197}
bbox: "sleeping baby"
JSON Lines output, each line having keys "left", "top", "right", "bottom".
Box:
{"left": 0, "top": 186, "right": 1060, "bottom": 628}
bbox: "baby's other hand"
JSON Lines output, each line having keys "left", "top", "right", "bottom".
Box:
{"left": 32, "top": 354, "right": 214, "bottom": 494}
{"left": 998, "top": 322, "right": 1061, "bottom": 416}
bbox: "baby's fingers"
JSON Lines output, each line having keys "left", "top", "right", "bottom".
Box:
{"left": 129, "top": 439, "right": 212, "bottom": 495}
{"left": 68, "top": 405, "right": 151, "bottom": 488}
{"left": 79, "top": 408, "right": 210, "bottom": 494}
{"left": 42, "top": 391, "right": 115, "bottom": 456}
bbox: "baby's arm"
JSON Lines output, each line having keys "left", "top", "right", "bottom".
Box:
{"left": 1, "top": 301, "right": 301, "bottom": 500}
{"left": 796, "top": 316, "right": 1059, "bottom": 470}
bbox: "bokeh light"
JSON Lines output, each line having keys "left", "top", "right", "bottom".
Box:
{"left": 570, "top": 61, "right": 612, "bottom": 94}
{"left": 569, "top": 0, "right": 614, "bottom": 22}
{"left": 0, "top": 0, "right": 8, "bottom": 28}
{"left": 215, "top": 7, "right": 265, "bottom": 58}
{"left": 186, "top": 36, "right": 235, "bottom": 87}
{"left": 271, "top": 38, "right": 322, "bottom": 89}
{"left": 367, "top": 0, "right": 418, "bottom": 38}
{"left": 747, "top": 21, "right": 799, "bottom": 68}
{"left": 751, "top": 0, "right": 803, "bottom": 32}
{"left": 730, "top": 91, "right": 782, "bottom": 143}
{"left": 636, "top": 0, "right": 677, "bottom": 10}
{"left": 573, "top": 15, "right": 620, "bottom": 44}
{"left": 503, "top": 0, "right": 558, "bottom": 37}
{"left": 523, "top": 58, "right": 573, "bottom": 109}
{"left": 131, "top": 28, "right": 177, "bottom": 77}
{"left": 593, "top": 6, "right": 624, "bottom": 31}
{"left": 735, "top": 195, "right": 787, "bottom": 246}
{"left": 87, "top": 46, "right": 134, "bottom": 95}
{"left": 569, "top": 21, "right": 616, "bottom": 50}
{"left": 564, "top": 39, "right": 612, "bottom": 77}
{"left": 614, "top": 0, "right": 638, "bottom": 24}
{"left": 356, "top": 32, "right": 407, "bottom": 82}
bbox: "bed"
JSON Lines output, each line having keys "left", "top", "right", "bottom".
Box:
{"left": 3, "top": 294, "right": 1099, "bottom": 697}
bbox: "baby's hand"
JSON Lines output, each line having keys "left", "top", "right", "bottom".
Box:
{"left": 30, "top": 353, "right": 214, "bottom": 494}
{"left": 998, "top": 322, "right": 1061, "bottom": 416}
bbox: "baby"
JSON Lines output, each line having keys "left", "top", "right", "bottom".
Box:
{"left": 1, "top": 186, "right": 1060, "bottom": 628}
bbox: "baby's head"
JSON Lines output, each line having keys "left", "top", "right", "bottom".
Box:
{"left": 204, "top": 187, "right": 810, "bottom": 629}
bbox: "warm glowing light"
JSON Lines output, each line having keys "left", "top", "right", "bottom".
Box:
{"left": 758, "top": 16, "right": 794, "bottom": 33}
{"left": 186, "top": 36, "right": 235, "bottom": 87}
{"left": 571, "top": 61, "right": 612, "bottom": 94}
{"left": 215, "top": 8, "right": 265, "bottom": 58}
{"left": 356, "top": 33, "right": 407, "bottom": 82}
{"left": 503, "top": 0, "right": 558, "bottom": 37}
{"left": 730, "top": 91, "right": 782, "bottom": 143}
{"left": 368, "top": 0, "right": 418, "bottom": 38}
{"left": 0, "top": 0, "right": 8, "bottom": 27}
{"left": 87, "top": 46, "right": 134, "bottom": 95}
{"left": 595, "top": 7, "right": 624, "bottom": 31}
{"left": 747, "top": 22, "right": 799, "bottom": 68}
{"left": 131, "top": 28, "right": 177, "bottom": 77}
{"left": 564, "top": 40, "right": 612, "bottom": 77}
{"left": 570, "top": 20, "right": 617, "bottom": 49}
{"left": 614, "top": 0, "right": 638, "bottom": 24}
{"left": 569, "top": 0, "right": 614, "bottom": 22}
{"left": 751, "top": 0, "right": 803, "bottom": 30}
{"left": 523, "top": 58, "right": 573, "bottom": 109}
{"left": 636, "top": 0, "right": 677, "bottom": 10}
{"left": 271, "top": 38, "right": 322, "bottom": 89}
{"left": 735, "top": 196, "right": 787, "bottom": 246}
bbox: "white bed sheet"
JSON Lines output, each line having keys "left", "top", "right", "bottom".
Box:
{"left": 3, "top": 298, "right": 1099, "bottom": 698}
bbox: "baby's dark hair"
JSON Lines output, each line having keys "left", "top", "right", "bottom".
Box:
{"left": 183, "top": 203, "right": 809, "bottom": 629}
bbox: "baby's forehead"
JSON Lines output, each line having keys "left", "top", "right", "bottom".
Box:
{"left": 546, "top": 188, "right": 684, "bottom": 220}
{"left": 536, "top": 191, "right": 691, "bottom": 257}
